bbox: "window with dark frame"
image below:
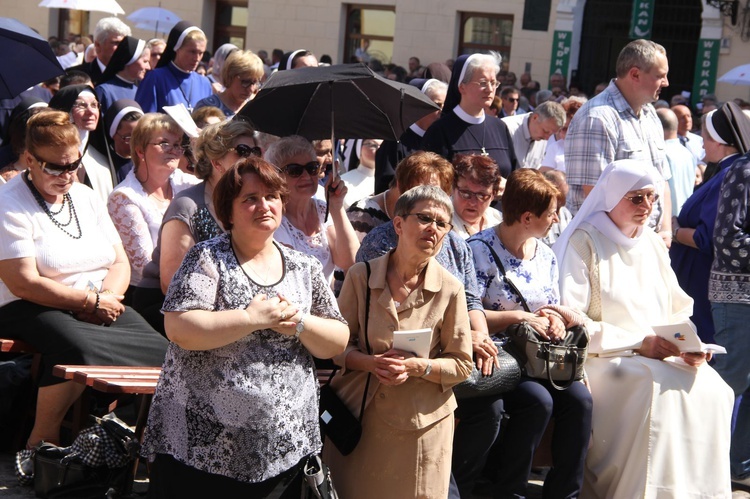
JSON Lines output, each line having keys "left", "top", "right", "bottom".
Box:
{"left": 458, "top": 12, "right": 514, "bottom": 71}
{"left": 214, "top": 0, "right": 248, "bottom": 50}
{"left": 344, "top": 4, "right": 396, "bottom": 65}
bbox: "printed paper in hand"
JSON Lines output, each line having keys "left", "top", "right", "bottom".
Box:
{"left": 652, "top": 321, "right": 727, "bottom": 354}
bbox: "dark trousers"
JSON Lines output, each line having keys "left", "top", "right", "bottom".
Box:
{"left": 148, "top": 453, "right": 304, "bottom": 499}
{"left": 491, "top": 378, "right": 592, "bottom": 499}
{"left": 449, "top": 393, "right": 505, "bottom": 499}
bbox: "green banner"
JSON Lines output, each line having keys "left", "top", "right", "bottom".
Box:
{"left": 549, "top": 30, "right": 572, "bottom": 81}
{"left": 692, "top": 39, "right": 720, "bottom": 107}
{"left": 629, "top": 0, "right": 655, "bottom": 39}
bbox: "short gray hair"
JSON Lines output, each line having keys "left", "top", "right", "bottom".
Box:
{"left": 264, "top": 135, "right": 315, "bottom": 169}
{"left": 94, "top": 17, "right": 131, "bottom": 44}
{"left": 615, "top": 39, "right": 666, "bottom": 78}
{"left": 423, "top": 80, "right": 448, "bottom": 100}
{"left": 461, "top": 53, "right": 501, "bottom": 84}
{"left": 534, "top": 101, "right": 566, "bottom": 128}
{"left": 394, "top": 185, "right": 454, "bottom": 220}
{"left": 656, "top": 107, "right": 678, "bottom": 133}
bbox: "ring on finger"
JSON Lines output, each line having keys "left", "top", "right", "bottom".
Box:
{"left": 280, "top": 312, "right": 287, "bottom": 321}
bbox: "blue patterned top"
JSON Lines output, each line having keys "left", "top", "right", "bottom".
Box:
{"left": 468, "top": 227, "right": 559, "bottom": 312}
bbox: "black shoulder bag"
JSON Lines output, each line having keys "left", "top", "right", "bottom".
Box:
{"left": 319, "top": 261, "right": 372, "bottom": 455}
{"left": 474, "top": 238, "right": 588, "bottom": 391}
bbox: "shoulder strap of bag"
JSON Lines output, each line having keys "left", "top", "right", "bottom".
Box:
{"left": 324, "top": 262, "right": 373, "bottom": 423}
{"left": 472, "top": 238, "right": 532, "bottom": 313}
{"left": 359, "top": 261, "right": 373, "bottom": 422}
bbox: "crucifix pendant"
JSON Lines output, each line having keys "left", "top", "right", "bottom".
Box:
{"left": 480, "top": 147, "right": 489, "bottom": 156}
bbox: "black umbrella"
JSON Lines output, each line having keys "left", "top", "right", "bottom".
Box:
{"left": 236, "top": 63, "right": 440, "bottom": 141}
{"left": 0, "top": 18, "right": 65, "bottom": 100}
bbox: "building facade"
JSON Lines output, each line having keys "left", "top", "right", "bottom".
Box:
{"left": 4, "top": 0, "right": 749, "bottom": 104}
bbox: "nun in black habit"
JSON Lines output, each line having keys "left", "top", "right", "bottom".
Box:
{"left": 421, "top": 53, "right": 518, "bottom": 178}
{"left": 95, "top": 36, "right": 150, "bottom": 115}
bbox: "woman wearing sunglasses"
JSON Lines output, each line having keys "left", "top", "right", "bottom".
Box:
{"left": 555, "top": 159, "right": 733, "bottom": 498}
{"left": 0, "top": 110, "right": 167, "bottom": 452}
{"left": 156, "top": 119, "right": 259, "bottom": 297}
{"left": 107, "top": 113, "right": 199, "bottom": 333}
{"left": 194, "top": 50, "right": 264, "bottom": 118}
{"left": 265, "top": 135, "right": 359, "bottom": 285}
{"left": 468, "top": 168, "right": 592, "bottom": 498}
{"left": 324, "top": 185, "right": 472, "bottom": 499}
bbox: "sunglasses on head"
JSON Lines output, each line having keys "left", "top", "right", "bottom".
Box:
{"left": 624, "top": 192, "right": 659, "bottom": 205}
{"left": 283, "top": 161, "right": 320, "bottom": 178}
{"left": 34, "top": 154, "right": 83, "bottom": 176}
{"left": 230, "top": 143, "right": 262, "bottom": 158}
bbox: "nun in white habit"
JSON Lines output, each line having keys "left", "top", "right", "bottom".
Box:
{"left": 553, "top": 159, "right": 733, "bottom": 498}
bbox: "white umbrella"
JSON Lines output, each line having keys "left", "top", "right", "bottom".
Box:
{"left": 717, "top": 64, "right": 750, "bottom": 86}
{"left": 127, "top": 7, "right": 181, "bottom": 33}
{"left": 38, "top": 0, "right": 125, "bottom": 15}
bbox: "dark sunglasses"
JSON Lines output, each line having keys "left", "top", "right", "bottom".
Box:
{"left": 283, "top": 161, "right": 320, "bottom": 178}
{"left": 229, "top": 143, "right": 262, "bottom": 158}
{"left": 504, "top": 97, "right": 519, "bottom": 103}
{"left": 624, "top": 192, "right": 659, "bottom": 205}
{"left": 34, "top": 154, "right": 83, "bottom": 176}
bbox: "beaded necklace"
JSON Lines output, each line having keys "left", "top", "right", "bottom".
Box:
{"left": 23, "top": 171, "right": 82, "bottom": 239}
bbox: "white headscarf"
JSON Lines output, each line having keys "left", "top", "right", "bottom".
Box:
{"left": 553, "top": 159, "right": 657, "bottom": 264}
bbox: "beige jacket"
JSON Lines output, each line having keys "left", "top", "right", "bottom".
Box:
{"left": 331, "top": 252, "right": 473, "bottom": 431}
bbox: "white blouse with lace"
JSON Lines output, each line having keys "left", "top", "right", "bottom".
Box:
{"left": 107, "top": 169, "right": 198, "bottom": 287}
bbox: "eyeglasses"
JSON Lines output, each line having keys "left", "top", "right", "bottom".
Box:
{"left": 229, "top": 143, "right": 262, "bottom": 158}
{"left": 116, "top": 133, "right": 131, "bottom": 143}
{"left": 469, "top": 80, "right": 500, "bottom": 91}
{"left": 71, "top": 101, "right": 100, "bottom": 112}
{"left": 404, "top": 212, "right": 453, "bottom": 232}
{"left": 283, "top": 161, "right": 320, "bottom": 178}
{"left": 624, "top": 192, "right": 659, "bottom": 205}
{"left": 504, "top": 97, "right": 519, "bottom": 103}
{"left": 237, "top": 77, "right": 261, "bottom": 89}
{"left": 34, "top": 154, "right": 83, "bottom": 176}
{"left": 457, "top": 188, "right": 493, "bottom": 203}
{"left": 362, "top": 141, "right": 380, "bottom": 150}
{"left": 149, "top": 141, "right": 185, "bottom": 155}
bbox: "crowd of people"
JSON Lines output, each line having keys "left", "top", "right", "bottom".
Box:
{"left": 2, "top": 16, "right": 750, "bottom": 499}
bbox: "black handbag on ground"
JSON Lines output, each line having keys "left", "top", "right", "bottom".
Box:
{"left": 32, "top": 415, "right": 137, "bottom": 498}
{"left": 471, "top": 238, "right": 589, "bottom": 391}
{"left": 452, "top": 337, "right": 521, "bottom": 399}
{"left": 319, "top": 262, "right": 372, "bottom": 456}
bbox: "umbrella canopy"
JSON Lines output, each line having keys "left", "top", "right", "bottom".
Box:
{"left": 127, "top": 7, "right": 181, "bottom": 33}
{"left": 236, "top": 63, "right": 440, "bottom": 141}
{"left": 0, "top": 17, "right": 65, "bottom": 100}
{"left": 38, "top": 0, "right": 124, "bottom": 15}
{"left": 718, "top": 64, "right": 750, "bottom": 86}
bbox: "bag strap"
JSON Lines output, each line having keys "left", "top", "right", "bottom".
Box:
{"left": 472, "top": 238, "right": 532, "bottom": 313}
{"left": 323, "top": 262, "right": 373, "bottom": 423}
{"left": 359, "top": 262, "right": 373, "bottom": 422}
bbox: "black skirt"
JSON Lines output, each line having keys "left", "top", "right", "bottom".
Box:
{"left": 0, "top": 299, "right": 169, "bottom": 386}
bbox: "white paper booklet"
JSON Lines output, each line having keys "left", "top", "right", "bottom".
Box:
{"left": 652, "top": 321, "right": 727, "bottom": 354}
{"left": 392, "top": 328, "right": 432, "bottom": 358}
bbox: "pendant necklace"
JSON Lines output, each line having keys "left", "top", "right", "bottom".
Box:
{"left": 23, "top": 171, "right": 82, "bottom": 239}
{"left": 465, "top": 121, "right": 489, "bottom": 156}
{"left": 392, "top": 267, "right": 421, "bottom": 308}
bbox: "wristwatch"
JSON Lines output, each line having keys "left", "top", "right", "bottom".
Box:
{"left": 295, "top": 314, "right": 306, "bottom": 339}
{"left": 421, "top": 360, "right": 433, "bottom": 378}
